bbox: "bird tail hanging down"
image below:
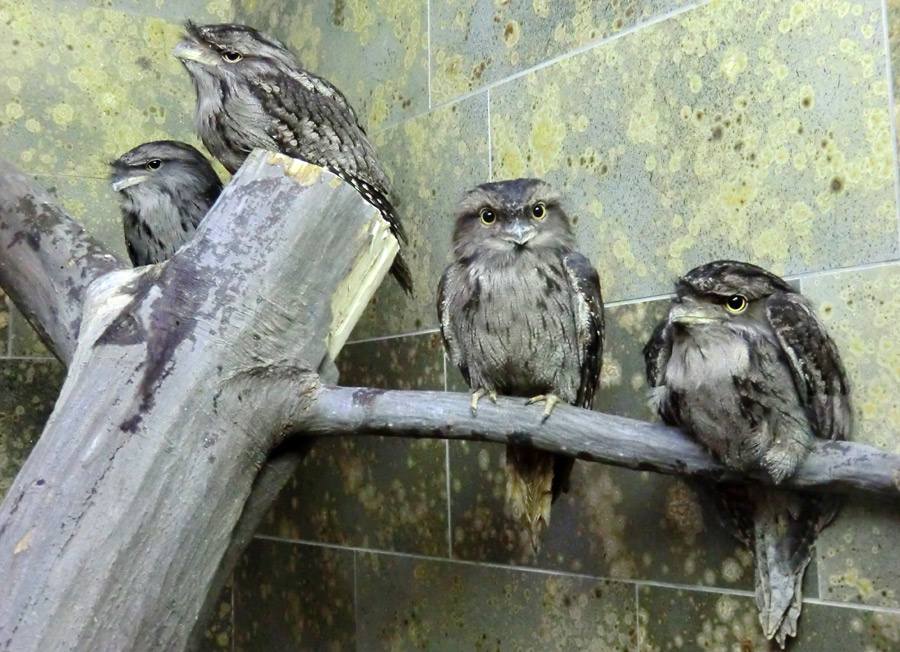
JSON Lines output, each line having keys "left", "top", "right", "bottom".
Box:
{"left": 505, "top": 446, "right": 574, "bottom": 552}
{"left": 344, "top": 174, "right": 413, "bottom": 295}
{"left": 752, "top": 489, "right": 840, "bottom": 648}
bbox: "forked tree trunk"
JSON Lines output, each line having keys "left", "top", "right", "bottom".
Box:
{"left": 0, "top": 153, "right": 897, "bottom": 652}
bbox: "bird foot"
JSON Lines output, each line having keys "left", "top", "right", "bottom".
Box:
{"left": 470, "top": 388, "right": 498, "bottom": 416}
{"left": 526, "top": 394, "right": 560, "bottom": 423}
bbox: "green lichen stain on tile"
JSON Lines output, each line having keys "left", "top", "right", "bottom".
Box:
{"left": 356, "top": 552, "right": 637, "bottom": 650}
{"left": 491, "top": 0, "right": 898, "bottom": 303}
{"left": 0, "top": 360, "right": 66, "bottom": 499}
{"left": 259, "top": 333, "right": 449, "bottom": 555}
{"left": 234, "top": 540, "right": 355, "bottom": 650}
{"left": 431, "top": 0, "right": 694, "bottom": 104}
{"left": 63, "top": 0, "right": 232, "bottom": 22}
{"left": 198, "top": 580, "right": 232, "bottom": 652}
{"left": 803, "top": 265, "right": 900, "bottom": 453}
{"left": 801, "top": 265, "right": 900, "bottom": 608}
{"left": 0, "top": 1, "right": 200, "bottom": 177}
{"left": 351, "top": 94, "right": 489, "bottom": 340}
{"left": 233, "top": 0, "right": 428, "bottom": 131}
{"left": 638, "top": 587, "right": 769, "bottom": 651}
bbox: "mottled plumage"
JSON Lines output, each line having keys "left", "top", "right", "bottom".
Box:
{"left": 643, "top": 260, "right": 851, "bottom": 647}
{"left": 438, "top": 178, "right": 604, "bottom": 549}
{"left": 110, "top": 140, "right": 222, "bottom": 266}
{"left": 173, "top": 22, "right": 412, "bottom": 293}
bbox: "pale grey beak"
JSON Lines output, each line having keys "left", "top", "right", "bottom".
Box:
{"left": 502, "top": 219, "right": 536, "bottom": 246}
{"left": 111, "top": 175, "right": 146, "bottom": 192}
{"left": 669, "top": 301, "right": 715, "bottom": 325}
{"left": 173, "top": 41, "right": 218, "bottom": 66}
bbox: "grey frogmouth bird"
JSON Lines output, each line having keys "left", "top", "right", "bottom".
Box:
{"left": 173, "top": 21, "right": 412, "bottom": 293}
{"left": 643, "top": 260, "right": 851, "bottom": 647}
{"left": 438, "top": 178, "right": 605, "bottom": 550}
{"left": 110, "top": 140, "right": 222, "bottom": 267}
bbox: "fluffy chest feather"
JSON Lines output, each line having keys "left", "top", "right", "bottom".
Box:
{"left": 451, "top": 251, "right": 581, "bottom": 399}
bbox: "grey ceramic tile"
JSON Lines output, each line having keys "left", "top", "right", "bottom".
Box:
{"left": 0, "top": 359, "right": 66, "bottom": 498}
{"left": 431, "top": 0, "right": 696, "bottom": 104}
{"left": 233, "top": 0, "right": 429, "bottom": 132}
{"left": 351, "top": 93, "right": 490, "bottom": 340}
{"left": 449, "top": 300, "right": 752, "bottom": 589}
{"left": 258, "top": 333, "right": 450, "bottom": 556}
{"left": 198, "top": 580, "right": 232, "bottom": 652}
{"left": 490, "top": 0, "right": 898, "bottom": 303}
{"left": 638, "top": 586, "right": 769, "bottom": 651}
{"left": 889, "top": 0, "right": 900, "bottom": 149}
{"left": 0, "top": 1, "right": 200, "bottom": 177}
{"left": 801, "top": 265, "right": 900, "bottom": 607}
{"left": 639, "top": 584, "right": 900, "bottom": 652}
{"left": 357, "top": 551, "right": 638, "bottom": 651}
{"left": 234, "top": 540, "right": 354, "bottom": 650}
{"left": 61, "top": 0, "right": 233, "bottom": 22}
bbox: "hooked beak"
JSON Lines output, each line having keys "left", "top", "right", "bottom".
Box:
{"left": 669, "top": 301, "right": 714, "bottom": 325}
{"left": 111, "top": 175, "right": 146, "bottom": 192}
{"left": 502, "top": 220, "right": 536, "bottom": 246}
{"left": 173, "top": 40, "right": 218, "bottom": 66}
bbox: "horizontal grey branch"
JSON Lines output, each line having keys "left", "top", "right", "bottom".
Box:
{"left": 305, "top": 386, "right": 900, "bottom": 499}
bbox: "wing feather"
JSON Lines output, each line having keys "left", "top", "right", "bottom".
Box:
{"left": 562, "top": 252, "right": 604, "bottom": 409}
{"left": 765, "top": 292, "right": 852, "bottom": 442}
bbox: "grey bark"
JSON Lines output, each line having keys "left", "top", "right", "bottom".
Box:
{"left": 0, "top": 152, "right": 899, "bottom": 652}
{"left": 303, "top": 386, "right": 900, "bottom": 499}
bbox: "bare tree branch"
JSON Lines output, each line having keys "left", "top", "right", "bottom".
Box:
{"left": 302, "top": 386, "right": 900, "bottom": 499}
{"left": 0, "top": 160, "right": 124, "bottom": 363}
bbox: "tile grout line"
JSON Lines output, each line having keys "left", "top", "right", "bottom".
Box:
{"left": 230, "top": 571, "right": 235, "bottom": 652}
{"left": 443, "top": 352, "right": 454, "bottom": 559}
{"left": 426, "top": 0, "right": 432, "bottom": 111}
{"left": 345, "top": 327, "right": 440, "bottom": 345}
{"left": 374, "top": 0, "right": 709, "bottom": 135}
{"left": 487, "top": 88, "right": 493, "bottom": 182}
{"left": 252, "top": 534, "right": 751, "bottom": 595}
{"left": 878, "top": 0, "right": 900, "bottom": 257}
{"left": 5, "top": 297, "right": 11, "bottom": 357}
{"left": 353, "top": 550, "right": 360, "bottom": 651}
{"left": 251, "top": 534, "right": 900, "bottom": 616}
{"left": 634, "top": 582, "right": 641, "bottom": 652}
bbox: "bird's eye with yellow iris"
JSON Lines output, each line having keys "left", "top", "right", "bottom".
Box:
{"left": 146, "top": 159, "right": 162, "bottom": 170}
{"left": 480, "top": 208, "right": 496, "bottom": 225}
{"left": 532, "top": 202, "right": 546, "bottom": 220}
{"left": 725, "top": 295, "right": 748, "bottom": 313}
{"left": 222, "top": 51, "right": 243, "bottom": 63}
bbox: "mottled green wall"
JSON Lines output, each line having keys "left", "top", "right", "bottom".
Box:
{"left": 3, "top": 0, "right": 900, "bottom": 650}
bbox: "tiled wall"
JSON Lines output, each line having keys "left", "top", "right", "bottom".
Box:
{"left": 3, "top": 0, "right": 900, "bottom": 650}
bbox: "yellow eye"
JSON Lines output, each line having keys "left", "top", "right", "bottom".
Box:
{"left": 725, "top": 295, "right": 747, "bottom": 313}
{"left": 532, "top": 202, "right": 546, "bottom": 219}
{"left": 480, "top": 208, "right": 496, "bottom": 225}
{"left": 222, "top": 50, "right": 243, "bottom": 63}
{"left": 146, "top": 159, "right": 162, "bottom": 170}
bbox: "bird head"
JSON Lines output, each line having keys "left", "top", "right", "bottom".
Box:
{"left": 667, "top": 260, "right": 795, "bottom": 332}
{"left": 110, "top": 141, "right": 221, "bottom": 200}
{"left": 450, "top": 178, "right": 575, "bottom": 261}
{"left": 173, "top": 22, "right": 300, "bottom": 90}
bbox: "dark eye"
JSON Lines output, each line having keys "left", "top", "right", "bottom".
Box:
{"left": 532, "top": 202, "right": 546, "bottom": 219}
{"left": 479, "top": 208, "right": 496, "bottom": 225}
{"left": 725, "top": 295, "right": 748, "bottom": 313}
{"left": 222, "top": 50, "right": 243, "bottom": 63}
{"left": 146, "top": 159, "right": 162, "bottom": 170}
